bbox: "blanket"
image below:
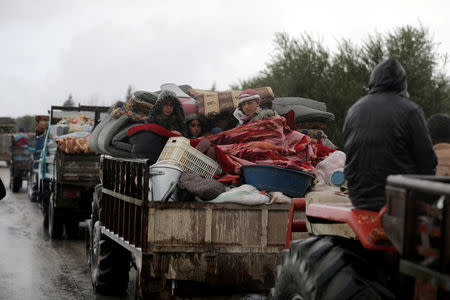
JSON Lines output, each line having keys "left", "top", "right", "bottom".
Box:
{"left": 191, "top": 116, "right": 331, "bottom": 175}
{"left": 97, "top": 115, "right": 136, "bottom": 157}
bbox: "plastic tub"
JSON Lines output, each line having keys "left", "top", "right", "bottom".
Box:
{"left": 241, "top": 165, "right": 315, "bottom": 198}
{"left": 150, "top": 163, "right": 183, "bottom": 201}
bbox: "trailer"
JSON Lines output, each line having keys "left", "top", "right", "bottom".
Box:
{"left": 9, "top": 141, "right": 32, "bottom": 193}
{"left": 0, "top": 117, "right": 15, "bottom": 165}
{"left": 86, "top": 155, "right": 301, "bottom": 299}
{"left": 38, "top": 105, "right": 109, "bottom": 239}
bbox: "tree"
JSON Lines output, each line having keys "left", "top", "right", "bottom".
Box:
{"left": 210, "top": 81, "right": 217, "bottom": 91}
{"left": 234, "top": 26, "right": 450, "bottom": 148}
{"left": 63, "top": 94, "right": 75, "bottom": 107}
{"left": 126, "top": 85, "right": 133, "bottom": 100}
{"left": 14, "top": 115, "right": 34, "bottom": 132}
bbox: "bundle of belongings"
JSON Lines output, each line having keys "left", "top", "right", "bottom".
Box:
{"left": 88, "top": 82, "right": 342, "bottom": 206}
{"left": 52, "top": 115, "right": 95, "bottom": 154}
{"left": 273, "top": 97, "right": 337, "bottom": 149}
{"left": 186, "top": 86, "right": 274, "bottom": 116}
{"left": 88, "top": 96, "right": 155, "bottom": 158}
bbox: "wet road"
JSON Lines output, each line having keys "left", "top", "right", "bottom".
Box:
{"left": 0, "top": 164, "right": 136, "bottom": 300}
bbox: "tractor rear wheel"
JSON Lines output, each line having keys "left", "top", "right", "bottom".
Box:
{"left": 271, "top": 236, "right": 395, "bottom": 300}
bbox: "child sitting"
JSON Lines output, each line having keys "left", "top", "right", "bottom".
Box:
{"left": 146, "top": 90, "right": 185, "bottom": 134}
{"left": 184, "top": 114, "right": 205, "bottom": 138}
{"left": 233, "top": 89, "right": 277, "bottom": 126}
{"left": 128, "top": 90, "right": 185, "bottom": 162}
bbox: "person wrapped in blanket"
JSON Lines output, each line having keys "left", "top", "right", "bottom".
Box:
{"left": 128, "top": 90, "right": 185, "bottom": 163}
{"left": 233, "top": 89, "right": 278, "bottom": 126}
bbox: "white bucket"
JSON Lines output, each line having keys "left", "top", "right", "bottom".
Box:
{"left": 149, "top": 163, "right": 182, "bottom": 201}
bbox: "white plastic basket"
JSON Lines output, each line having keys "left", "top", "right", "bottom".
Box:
{"left": 156, "top": 137, "right": 220, "bottom": 178}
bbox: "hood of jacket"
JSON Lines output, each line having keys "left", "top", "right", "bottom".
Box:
{"left": 147, "top": 90, "right": 185, "bottom": 126}
{"left": 368, "top": 57, "right": 408, "bottom": 97}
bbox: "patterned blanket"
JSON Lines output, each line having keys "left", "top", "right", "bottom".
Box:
{"left": 191, "top": 116, "right": 333, "bottom": 175}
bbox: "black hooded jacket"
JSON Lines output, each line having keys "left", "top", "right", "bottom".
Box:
{"left": 343, "top": 58, "right": 437, "bottom": 211}
{"left": 146, "top": 90, "right": 185, "bottom": 133}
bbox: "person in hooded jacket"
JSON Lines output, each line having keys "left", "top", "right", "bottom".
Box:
{"left": 343, "top": 57, "right": 437, "bottom": 211}
{"left": 128, "top": 90, "right": 185, "bottom": 162}
{"left": 146, "top": 90, "right": 185, "bottom": 135}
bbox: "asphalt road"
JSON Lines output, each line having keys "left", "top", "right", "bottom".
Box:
{"left": 0, "top": 164, "right": 136, "bottom": 300}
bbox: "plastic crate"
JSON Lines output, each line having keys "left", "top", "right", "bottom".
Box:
{"left": 156, "top": 137, "right": 220, "bottom": 178}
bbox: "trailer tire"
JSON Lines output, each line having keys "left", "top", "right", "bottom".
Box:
{"left": 27, "top": 173, "right": 37, "bottom": 202}
{"left": 48, "top": 192, "right": 63, "bottom": 239}
{"left": 90, "top": 220, "right": 130, "bottom": 295}
{"left": 43, "top": 210, "right": 49, "bottom": 229}
{"left": 65, "top": 219, "right": 80, "bottom": 239}
{"left": 271, "top": 236, "right": 395, "bottom": 300}
{"left": 12, "top": 176, "right": 21, "bottom": 193}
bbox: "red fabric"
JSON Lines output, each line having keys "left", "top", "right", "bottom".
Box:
{"left": 216, "top": 174, "right": 240, "bottom": 184}
{"left": 281, "top": 110, "right": 296, "bottom": 131}
{"left": 127, "top": 123, "right": 181, "bottom": 137}
{"left": 14, "top": 137, "right": 29, "bottom": 147}
{"left": 191, "top": 116, "right": 330, "bottom": 175}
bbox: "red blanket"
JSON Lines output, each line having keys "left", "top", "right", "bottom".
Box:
{"left": 191, "top": 116, "right": 333, "bottom": 175}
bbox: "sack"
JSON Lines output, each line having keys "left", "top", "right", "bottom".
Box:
{"left": 187, "top": 87, "right": 275, "bottom": 117}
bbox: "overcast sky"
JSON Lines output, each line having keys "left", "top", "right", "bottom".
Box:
{"left": 1, "top": 0, "right": 450, "bottom": 117}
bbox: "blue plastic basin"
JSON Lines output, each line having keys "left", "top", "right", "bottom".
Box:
{"left": 241, "top": 165, "right": 315, "bottom": 198}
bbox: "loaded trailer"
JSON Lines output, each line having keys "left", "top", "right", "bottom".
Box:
{"left": 86, "top": 155, "right": 302, "bottom": 299}
{"left": 38, "top": 105, "right": 109, "bottom": 239}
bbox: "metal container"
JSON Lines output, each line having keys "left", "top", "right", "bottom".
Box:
{"left": 150, "top": 163, "right": 182, "bottom": 201}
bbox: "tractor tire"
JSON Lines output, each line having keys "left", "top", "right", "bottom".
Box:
{"left": 12, "top": 176, "right": 21, "bottom": 193}
{"left": 271, "top": 236, "right": 395, "bottom": 300}
{"left": 90, "top": 220, "right": 130, "bottom": 295}
{"left": 48, "top": 192, "right": 63, "bottom": 239}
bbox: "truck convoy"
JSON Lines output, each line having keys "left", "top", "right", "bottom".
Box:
{"left": 10, "top": 87, "right": 445, "bottom": 299}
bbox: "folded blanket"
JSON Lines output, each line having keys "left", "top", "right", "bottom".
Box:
{"left": 273, "top": 97, "right": 327, "bottom": 111}
{"left": 178, "top": 171, "right": 226, "bottom": 200}
{"left": 112, "top": 123, "right": 136, "bottom": 152}
{"left": 97, "top": 115, "right": 136, "bottom": 157}
{"left": 273, "top": 97, "right": 335, "bottom": 123}
{"left": 89, "top": 114, "right": 111, "bottom": 153}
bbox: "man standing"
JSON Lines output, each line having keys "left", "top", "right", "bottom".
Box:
{"left": 343, "top": 57, "right": 437, "bottom": 211}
